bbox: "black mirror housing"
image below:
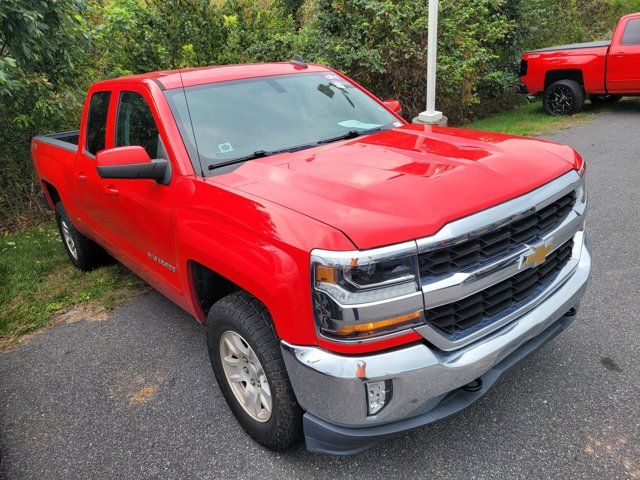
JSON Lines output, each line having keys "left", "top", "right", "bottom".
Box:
{"left": 97, "top": 158, "right": 171, "bottom": 185}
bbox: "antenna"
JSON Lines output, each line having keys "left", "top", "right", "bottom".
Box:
{"left": 289, "top": 54, "right": 308, "bottom": 69}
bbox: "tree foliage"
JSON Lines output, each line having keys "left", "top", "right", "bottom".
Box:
{"left": 1, "top": 0, "right": 639, "bottom": 229}
{"left": 1, "top": 0, "right": 93, "bottom": 228}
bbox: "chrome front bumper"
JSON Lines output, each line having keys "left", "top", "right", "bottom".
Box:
{"left": 281, "top": 233, "right": 591, "bottom": 455}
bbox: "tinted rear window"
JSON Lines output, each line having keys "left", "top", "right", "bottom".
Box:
{"left": 622, "top": 18, "right": 640, "bottom": 45}
{"left": 85, "top": 91, "right": 111, "bottom": 155}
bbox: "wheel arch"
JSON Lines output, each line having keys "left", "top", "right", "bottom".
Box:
{"left": 544, "top": 69, "right": 584, "bottom": 90}
{"left": 42, "top": 180, "right": 61, "bottom": 209}
{"left": 188, "top": 260, "right": 243, "bottom": 321}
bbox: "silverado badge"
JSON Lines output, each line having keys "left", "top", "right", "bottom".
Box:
{"left": 520, "top": 241, "right": 554, "bottom": 269}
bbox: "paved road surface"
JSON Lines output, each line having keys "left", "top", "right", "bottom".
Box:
{"left": 2, "top": 102, "right": 640, "bottom": 479}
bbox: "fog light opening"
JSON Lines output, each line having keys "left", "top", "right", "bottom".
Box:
{"left": 366, "top": 380, "right": 393, "bottom": 416}
{"left": 461, "top": 378, "right": 483, "bottom": 392}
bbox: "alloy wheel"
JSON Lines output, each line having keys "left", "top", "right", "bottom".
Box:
{"left": 548, "top": 86, "right": 575, "bottom": 115}
{"left": 219, "top": 330, "right": 272, "bottom": 422}
{"left": 61, "top": 219, "right": 78, "bottom": 259}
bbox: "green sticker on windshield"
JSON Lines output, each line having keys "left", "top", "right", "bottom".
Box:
{"left": 218, "top": 142, "right": 234, "bottom": 153}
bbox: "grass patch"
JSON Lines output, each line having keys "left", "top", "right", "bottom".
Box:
{"left": 464, "top": 101, "right": 595, "bottom": 136}
{"left": 465, "top": 97, "right": 640, "bottom": 136}
{"left": 0, "top": 222, "right": 147, "bottom": 348}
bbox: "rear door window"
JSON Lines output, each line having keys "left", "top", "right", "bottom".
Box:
{"left": 115, "top": 91, "right": 160, "bottom": 158}
{"left": 85, "top": 91, "right": 111, "bottom": 156}
{"left": 622, "top": 18, "right": 640, "bottom": 45}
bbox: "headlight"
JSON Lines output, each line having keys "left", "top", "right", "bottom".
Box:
{"left": 311, "top": 242, "right": 425, "bottom": 341}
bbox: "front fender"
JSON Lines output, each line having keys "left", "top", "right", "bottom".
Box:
{"left": 174, "top": 178, "right": 354, "bottom": 346}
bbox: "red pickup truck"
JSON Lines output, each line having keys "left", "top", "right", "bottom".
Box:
{"left": 520, "top": 12, "right": 640, "bottom": 115}
{"left": 31, "top": 61, "right": 591, "bottom": 455}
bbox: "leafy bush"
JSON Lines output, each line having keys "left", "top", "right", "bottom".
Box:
{"left": 1, "top": 0, "right": 639, "bottom": 229}
{"left": 0, "top": 0, "right": 93, "bottom": 229}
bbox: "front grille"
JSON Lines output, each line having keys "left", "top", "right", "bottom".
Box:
{"left": 418, "top": 190, "right": 576, "bottom": 278}
{"left": 425, "top": 239, "right": 574, "bottom": 337}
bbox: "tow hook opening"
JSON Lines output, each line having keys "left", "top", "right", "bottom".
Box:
{"left": 461, "top": 378, "right": 483, "bottom": 392}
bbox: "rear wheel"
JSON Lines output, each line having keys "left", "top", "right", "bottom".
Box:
{"left": 543, "top": 80, "right": 585, "bottom": 115}
{"left": 54, "top": 202, "right": 108, "bottom": 271}
{"left": 590, "top": 94, "right": 622, "bottom": 105}
{"left": 206, "top": 291, "right": 302, "bottom": 451}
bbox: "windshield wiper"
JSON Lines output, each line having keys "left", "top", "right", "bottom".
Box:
{"left": 208, "top": 150, "right": 269, "bottom": 170}
{"left": 207, "top": 128, "right": 386, "bottom": 171}
{"left": 316, "top": 127, "right": 384, "bottom": 145}
{"left": 207, "top": 143, "right": 320, "bottom": 171}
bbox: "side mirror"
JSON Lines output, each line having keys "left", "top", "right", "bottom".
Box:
{"left": 96, "top": 146, "right": 171, "bottom": 185}
{"left": 382, "top": 99, "right": 403, "bottom": 117}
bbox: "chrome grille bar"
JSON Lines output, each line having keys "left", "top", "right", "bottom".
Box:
{"left": 415, "top": 170, "right": 586, "bottom": 350}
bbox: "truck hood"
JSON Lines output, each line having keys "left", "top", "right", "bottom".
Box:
{"left": 211, "top": 124, "right": 579, "bottom": 250}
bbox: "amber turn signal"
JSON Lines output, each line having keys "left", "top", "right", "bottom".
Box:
{"left": 315, "top": 265, "right": 338, "bottom": 284}
{"left": 328, "top": 310, "right": 422, "bottom": 337}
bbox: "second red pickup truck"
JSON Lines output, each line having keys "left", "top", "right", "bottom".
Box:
{"left": 520, "top": 12, "right": 640, "bottom": 115}
{"left": 32, "top": 60, "right": 591, "bottom": 455}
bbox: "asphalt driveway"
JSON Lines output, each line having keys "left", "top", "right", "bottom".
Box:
{"left": 2, "top": 102, "right": 640, "bottom": 479}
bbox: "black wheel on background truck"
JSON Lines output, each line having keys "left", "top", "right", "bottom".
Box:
{"left": 590, "top": 94, "right": 622, "bottom": 105}
{"left": 54, "top": 202, "right": 108, "bottom": 271}
{"left": 543, "top": 79, "right": 585, "bottom": 115}
{"left": 206, "top": 291, "right": 302, "bottom": 450}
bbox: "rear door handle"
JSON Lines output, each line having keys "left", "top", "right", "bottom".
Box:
{"left": 615, "top": 52, "right": 626, "bottom": 57}
{"left": 105, "top": 186, "right": 119, "bottom": 197}
{"left": 77, "top": 173, "right": 87, "bottom": 182}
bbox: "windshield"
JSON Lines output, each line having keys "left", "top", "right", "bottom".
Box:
{"left": 164, "top": 72, "right": 400, "bottom": 175}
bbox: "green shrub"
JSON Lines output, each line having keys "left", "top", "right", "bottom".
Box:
{"left": 2, "top": 0, "right": 639, "bottom": 228}
{"left": 0, "top": 0, "right": 93, "bottom": 229}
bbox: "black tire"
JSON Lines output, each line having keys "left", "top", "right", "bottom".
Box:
{"left": 590, "top": 94, "right": 622, "bottom": 105}
{"left": 54, "top": 202, "right": 108, "bottom": 271}
{"left": 206, "top": 291, "right": 302, "bottom": 451}
{"left": 543, "top": 80, "right": 585, "bottom": 115}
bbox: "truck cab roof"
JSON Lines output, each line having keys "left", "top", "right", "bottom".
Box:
{"left": 93, "top": 62, "right": 331, "bottom": 90}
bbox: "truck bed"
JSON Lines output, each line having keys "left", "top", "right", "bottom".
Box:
{"left": 530, "top": 40, "right": 610, "bottom": 53}
{"left": 33, "top": 130, "right": 80, "bottom": 152}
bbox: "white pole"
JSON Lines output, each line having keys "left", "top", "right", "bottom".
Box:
{"left": 418, "top": 0, "right": 443, "bottom": 124}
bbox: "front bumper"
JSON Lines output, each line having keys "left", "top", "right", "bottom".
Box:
{"left": 281, "top": 234, "right": 591, "bottom": 455}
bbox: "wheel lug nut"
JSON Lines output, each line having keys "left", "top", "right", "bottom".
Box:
{"left": 250, "top": 379, "right": 256, "bottom": 386}
{"left": 243, "top": 367, "right": 249, "bottom": 374}
{"left": 243, "top": 356, "right": 248, "bottom": 363}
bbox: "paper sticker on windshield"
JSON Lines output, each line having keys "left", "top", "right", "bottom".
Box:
{"left": 338, "top": 120, "right": 381, "bottom": 130}
{"left": 218, "top": 142, "right": 234, "bottom": 154}
{"left": 322, "top": 72, "right": 341, "bottom": 81}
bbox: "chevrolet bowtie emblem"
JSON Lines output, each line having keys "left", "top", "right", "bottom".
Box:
{"left": 521, "top": 241, "right": 554, "bottom": 269}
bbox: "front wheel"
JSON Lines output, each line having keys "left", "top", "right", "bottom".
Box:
{"left": 206, "top": 291, "right": 302, "bottom": 451}
{"left": 543, "top": 80, "right": 585, "bottom": 115}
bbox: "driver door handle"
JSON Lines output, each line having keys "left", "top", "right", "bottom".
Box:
{"left": 105, "top": 186, "right": 119, "bottom": 197}
{"left": 77, "top": 173, "right": 87, "bottom": 182}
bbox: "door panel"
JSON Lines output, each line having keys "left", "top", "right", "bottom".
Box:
{"left": 95, "top": 87, "right": 181, "bottom": 297}
{"left": 74, "top": 90, "right": 115, "bottom": 241}
{"left": 607, "top": 18, "right": 640, "bottom": 93}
